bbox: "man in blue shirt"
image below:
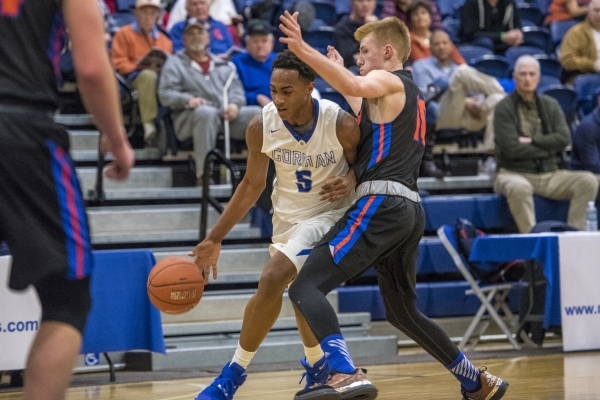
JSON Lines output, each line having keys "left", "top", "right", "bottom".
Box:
{"left": 571, "top": 87, "right": 600, "bottom": 198}
{"left": 232, "top": 19, "right": 277, "bottom": 107}
{"left": 170, "top": 0, "right": 235, "bottom": 55}
{"left": 412, "top": 30, "right": 505, "bottom": 152}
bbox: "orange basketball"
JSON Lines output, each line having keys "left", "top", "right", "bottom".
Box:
{"left": 147, "top": 256, "right": 204, "bottom": 314}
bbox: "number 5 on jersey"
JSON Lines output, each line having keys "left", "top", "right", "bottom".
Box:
{"left": 295, "top": 170, "right": 312, "bottom": 192}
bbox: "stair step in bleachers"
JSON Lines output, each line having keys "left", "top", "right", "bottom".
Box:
{"left": 88, "top": 205, "right": 260, "bottom": 245}
{"left": 127, "top": 331, "right": 399, "bottom": 371}
{"left": 77, "top": 166, "right": 172, "bottom": 189}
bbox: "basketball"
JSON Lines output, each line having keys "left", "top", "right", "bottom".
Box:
{"left": 147, "top": 256, "right": 204, "bottom": 314}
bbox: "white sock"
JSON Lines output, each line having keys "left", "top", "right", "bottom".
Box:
{"left": 231, "top": 343, "right": 255, "bottom": 370}
{"left": 303, "top": 344, "right": 324, "bottom": 367}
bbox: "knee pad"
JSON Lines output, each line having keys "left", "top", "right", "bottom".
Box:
{"left": 34, "top": 273, "right": 91, "bottom": 335}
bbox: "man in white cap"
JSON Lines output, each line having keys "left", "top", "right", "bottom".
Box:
{"left": 111, "top": 0, "right": 173, "bottom": 145}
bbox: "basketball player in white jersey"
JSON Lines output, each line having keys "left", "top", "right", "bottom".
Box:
{"left": 191, "top": 49, "right": 360, "bottom": 400}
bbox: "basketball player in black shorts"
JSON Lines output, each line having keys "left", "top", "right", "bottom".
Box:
{"left": 279, "top": 13, "right": 509, "bottom": 400}
{"left": 0, "top": 1, "right": 134, "bottom": 398}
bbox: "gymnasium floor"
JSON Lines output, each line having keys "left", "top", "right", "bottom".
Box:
{"left": 1, "top": 338, "right": 599, "bottom": 399}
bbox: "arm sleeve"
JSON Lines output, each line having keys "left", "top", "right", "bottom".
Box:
{"left": 157, "top": 57, "right": 194, "bottom": 110}
{"left": 494, "top": 100, "right": 555, "bottom": 159}
{"left": 573, "top": 120, "right": 600, "bottom": 174}
{"left": 530, "top": 99, "right": 571, "bottom": 152}
{"left": 110, "top": 30, "right": 136, "bottom": 75}
{"left": 169, "top": 23, "right": 185, "bottom": 53}
{"left": 559, "top": 27, "right": 596, "bottom": 72}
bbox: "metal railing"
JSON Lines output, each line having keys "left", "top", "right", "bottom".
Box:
{"left": 199, "top": 149, "right": 241, "bottom": 241}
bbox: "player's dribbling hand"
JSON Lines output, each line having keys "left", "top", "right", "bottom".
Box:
{"left": 326, "top": 46, "right": 344, "bottom": 66}
{"left": 189, "top": 239, "right": 221, "bottom": 283}
{"left": 104, "top": 135, "right": 135, "bottom": 180}
{"left": 319, "top": 173, "right": 356, "bottom": 202}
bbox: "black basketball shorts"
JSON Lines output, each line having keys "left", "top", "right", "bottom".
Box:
{"left": 0, "top": 113, "right": 93, "bottom": 290}
{"left": 319, "top": 194, "right": 426, "bottom": 297}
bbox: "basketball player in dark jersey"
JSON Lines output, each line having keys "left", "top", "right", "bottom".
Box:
{"left": 0, "top": 1, "right": 134, "bottom": 398}
{"left": 280, "top": 13, "right": 509, "bottom": 400}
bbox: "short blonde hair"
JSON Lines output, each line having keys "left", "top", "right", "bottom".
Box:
{"left": 354, "top": 16, "right": 411, "bottom": 62}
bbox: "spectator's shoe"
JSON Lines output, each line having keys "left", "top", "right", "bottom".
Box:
{"left": 195, "top": 362, "right": 247, "bottom": 400}
{"left": 294, "top": 368, "right": 377, "bottom": 400}
{"left": 299, "top": 356, "right": 330, "bottom": 389}
{"left": 461, "top": 367, "right": 509, "bottom": 400}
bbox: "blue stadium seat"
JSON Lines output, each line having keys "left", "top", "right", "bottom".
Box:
{"left": 320, "top": 87, "right": 350, "bottom": 112}
{"left": 517, "top": 4, "right": 544, "bottom": 26}
{"left": 550, "top": 19, "right": 578, "bottom": 50}
{"left": 522, "top": 26, "right": 551, "bottom": 52}
{"left": 540, "top": 84, "right": 578, "bottom": 123}
{"left": 471, "top": 55, "right": 510, "bottom": 78}
{"left": 505, "top": 46, "right": 545, "bottom": 70}
{"left": 537, "top": 75, "right": 562, "bottom": 91}
{"left": 443, "top": 17, "right": 462, "bottom": 44}
{"left": 533, "top": 54, "right": 563, "bottom": 79}
{"left": 115, "top": 0, "right": 136, "bottom": 12}
{"left": 573, "top": 73, "right": 600, "bottom": 116}
{"left": 458, "top": 45, "right": 493, "bottom": 65}
{"left": 310, "top": 0, "right": 337, "bottom": 26}
{"left": 438, "top": 0, "right": 465, "bottom": 18}
{"left": 303, "top": 26, "right": 335, "bottom": 55}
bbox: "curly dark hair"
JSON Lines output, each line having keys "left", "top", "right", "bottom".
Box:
{"left": 272, "top": 50, "right": 317, "bottom": 83}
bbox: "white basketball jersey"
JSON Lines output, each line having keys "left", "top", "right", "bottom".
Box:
{"left": 262, "top": 99, "right": 352, "bottom": 225}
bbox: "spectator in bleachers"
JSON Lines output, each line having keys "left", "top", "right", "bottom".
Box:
{"left": 232, "top": 19, "right": 277, "bottom": 106}
{"left": 545, "top": 0, "right": 589, "bottom": 24}
{"left": 570, "top": 87, "right": 600, "bottom": 197}
{"left": 333, "top": 0, "right": 379, "bottom": 68}
{"left": 407, "top": 1, "right": 465, "bottom": 64}
{"left": 381, "top": 0, "right": 443, "bottom": 30}
{"left": 412, "top": 30, "right": 505, "bottom": 152}
{"left": 559, "top": 0, "right": 600, "bottom": 83}
{"left": 460, "top": 0, "right": 524, "bottom": 53}
{"left": 111, "top": 0, "right": 173, "bottom": 145}
{"left": 158, "top": 19, "right": 261, "bottom": 184}
{"left": 167, "top": 0, "right": 242, "bottom": 29}
{"left": 493, "top": 55, "right": 598, "bottom": 233}
{"left": 231, "top": 19, "right": 322, "bottom": 107}
{"left": 169, "top": 0, "right": 236, "bottom": 55}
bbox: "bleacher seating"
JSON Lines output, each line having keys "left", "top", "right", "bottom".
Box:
{"left": 471, "top": 55, "right": 510, "bottom": 79}
{"left": 573, "top": 73, "right": 600, "bottom": 117}
{"left": 457, "top": 45, "right": 493, "bottom": 64}
{"left": 311, "top": 0, "right": 338, "bottom": 26}
{"left": 522, "top": 26, "right": 552, "bottom": 53}
{"left": 518, "top": 3, "right": 545, "bottom": 26}
{"left": 505, "top": 46, "right": 545, "bottom": 69}
{"left": 534, "top": 54, "right": 562, "bottom": 79}
{"left": 549, "top": 19, "right": 578, "bottom": 50}
{"left": 540, "top": 84, "right": 578, "bottom": 125}
{"left": 303, "top": 25, "right": 335, "bottom": 55}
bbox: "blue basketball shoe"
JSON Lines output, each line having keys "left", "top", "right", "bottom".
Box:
{"left": 195, "top": 362, "right": 247, "bottom": 400}
{"left": 299, "top": 356, "right": 330, "bottom": 389}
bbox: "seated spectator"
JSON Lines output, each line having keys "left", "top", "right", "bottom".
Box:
{"left": 333, "top": 0, "right": 378, "bottom": 68}
{"left": 232, "top": 19, "right": 322, "bottom": 106}
{"left": 460, "top": 0, "right": 523, "bottom": 53}
{"left": 559, "top": 0, "right": 600, "bottom": 83}
{"left": 493, "top": 55, "right": 599, "bottom": 233}
{"left": 407, "top": 1, "right": 465, "bottom": 64}
{"left": 545, "top": 0, "right": 589, "bottom": 24}
{"left": 232, "top": 19, "right": 277, "bottom": 107}
{"left": 111, "top": 0, "right": 173, "bottom": 145}
{"left": 170, "top": 0, "right": 236, "bottom": 55}
{"left": 412, "top": 30, "right": 505, "bottom": 152}
{"left": 158, "top": 20, "right": 261, "bottom": 184}
{"left": 381, "top": 0, "right": 443, "bottom": 30}
{"left": 570, "top": 87, "right": 600, "bottom": 197}
{"left": 168, "top": 0, "right": 242, "bottom": 29}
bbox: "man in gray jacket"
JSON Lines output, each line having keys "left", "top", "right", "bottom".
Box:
{"left": 493, "top": 55, "right": 598, "bottom": 233}
{"left": 158, "top": 18, "right": 261, "bottom": 183}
